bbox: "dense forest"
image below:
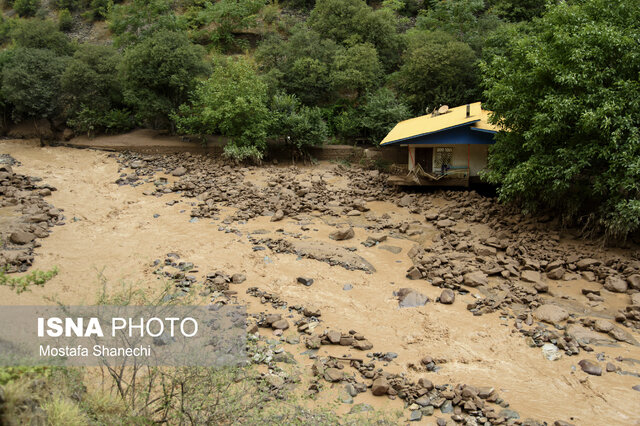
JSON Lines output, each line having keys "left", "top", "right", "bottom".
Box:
{"left": 0, "top": 0, "right": 638, "bottom": 237}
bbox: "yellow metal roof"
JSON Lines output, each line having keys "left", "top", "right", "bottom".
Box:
{"left": 380, "top": 102, "right": 498, "bottom": 145}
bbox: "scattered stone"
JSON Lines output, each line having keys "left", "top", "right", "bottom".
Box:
{"left": 171, "top": 166, "right": 187, "bottom": 177}
{"left": 439, "top": 289, "right": 455, "bottom": 304}
{"left": 463, "top": 271, "right": 488, "bottom": 287}
{"left": 534, "top": 304, "right": 569, "bottom": 324}
{"left": 297, "top": 277, "right": 314, "bottom": 286}
{"left": 542, "top": 343, "right": 562, "bottom": 361}
{"left": 604, "top": 276, "right": 627, "bottom": 293}
{"left": 397, "top": 288, "right": 429, "bottom": 308}
{"left": 231, "top": 273, "right": 246, "bottom": 284}
{"left": 9, "top": 231, "right": 35, "bottom": 245}
{"left": 578, "top": 359, "right": 602, "bottom": 376}
{"left": 371, "top": 377, "right": 389, "bottom": 396}
{"left": 330, "top": 227, "right": 355, "bottom": 241}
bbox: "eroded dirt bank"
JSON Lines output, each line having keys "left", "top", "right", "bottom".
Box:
{"left": 1, "top": 140, "right": 639, "bottom": 425}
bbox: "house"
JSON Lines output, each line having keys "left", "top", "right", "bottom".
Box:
{"left": 380, "top": 102, "right": 498, "bottom": 187}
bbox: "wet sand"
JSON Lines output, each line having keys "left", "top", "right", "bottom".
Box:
{"left": 1, "top": 140, "right": 639, "bottom": 425}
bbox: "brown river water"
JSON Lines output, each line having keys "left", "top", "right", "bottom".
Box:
{"left": 1, "top": 140, "right": 639, "bottom": 425}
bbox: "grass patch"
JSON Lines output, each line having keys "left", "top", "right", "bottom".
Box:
{"left": 0, "top": 266, "right": 59, "bottom": 294}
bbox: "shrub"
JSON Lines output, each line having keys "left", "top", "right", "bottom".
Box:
{"left": 13, "top": 0, "right": 40, "bottom": 17}
{"left": 58, "top": 9, "right": 73, "bottom": 31}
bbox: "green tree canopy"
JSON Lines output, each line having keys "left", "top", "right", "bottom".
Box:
{"left": 308, "top": 0, "right": 403, "bottom": 70}
{"left": 481, "top": 0, "right": 640, "bottom": 238}
{"left": 393, "top": 30, "right": 479, "bottom": 114}
{"left": 174, "top": 58, "right": 270, "bottom": 162}
{"left": 109, "top": 0, "right": 186, "bottom": 47}
{"left": 268, "top": 93, "right": 328, "bottom": 154}
{"left": 2, "top": 48, "right": 68, "bottom": 120}
{"left": 11, "top": 19, "right": 74, "bottom": 56}
{"left": 256, "top": 25, "right": 340, "bottom": 105}
{"left": 119, "top": 30, "right": 207, "bottom": 128}
{"left": 334, "top": 87, "right": 410, "bottom": 143}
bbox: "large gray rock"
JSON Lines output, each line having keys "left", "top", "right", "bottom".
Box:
{"left": 534, "top": 304, "right": 569, "bottom": 324}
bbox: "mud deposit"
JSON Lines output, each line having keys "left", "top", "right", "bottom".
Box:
{"left": 1, "top": 140, "right": 639, "bottom": 425}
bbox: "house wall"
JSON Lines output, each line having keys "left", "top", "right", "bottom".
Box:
{"left": 405, "top": 144, "right": 489, "bottom": 176}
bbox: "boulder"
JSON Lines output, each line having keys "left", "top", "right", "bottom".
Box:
{"left": 271, "top": 319, "right": 289, "bottom": 330}
{"left": 546, "top": 267, "right": 565, "bottom": 280}
{"left": 578, "top": 359, "right": 602, "bottom": 376}
{"left": 371, "top": 377, "right": 390, "bottom": 396}
{"left": 439, "top": 289, "right": 455, "bottom": 304}
{"left": 463, "top": 271, "right": 488, "bottom": 287}
{"left": 329, "top": 227, "right": 355, "bottom": 241}
{"left": 576, "top": 258, "right": 601, "bottom": 270}
{"left": 533, "top": 304, "right": 569, "bottom": 324}
{"left": 171, "top": 166, "right": 187, "bottom": 177}
{"left": 406, "top": 266, "right": 422, "bottom": 280}
{"left": 627, "top": 274, "right": 640, "bottom": 291}
{"left": 604, "top": 276, "right": 627, "bottom": 293}
{"left": 231, "top": 273, "right": 246, "bottom": 284}
{"left": 9, "top": 231, "right": 35, "bottom": 245}
{"left": 521, "top": 270, "right": 542, "bottom": 283}
{"left": 270, "top": 209, "right": 284, "bottom": 222}
{"left": 630, "top": 292, "right": 640, "bottom": 306}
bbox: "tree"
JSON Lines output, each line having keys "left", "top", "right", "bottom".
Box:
{"left": 174, "top": 58, "right": 270, "bottom": 162}
{"left": 198, "top": 0, "right": 264, "bottom": 50}
{"left": 13, "top": 0, "right": 40, "bottom": 17}
{"left": 119, "top": 30, "right": 207, "bottom": 128}
{"left": 61, "top": 44, "right": 130, "bottom": 135}
{"left": 393, "top": 30, "right": 479, "bottom": 114}
{"left": 109, "top": 0, "right": 187, "bottom": 47}
{"left": 308, "top": 0, "right": 402, "bottom": 70}
{"left": 10, "top": 19, "right": 74, "bottom": 56}
{"left": 2, "top": 48, "right": 67, "bottom": 121}
{"left": 481, "top": 0, "right": 640, "bottom": 238}
{"left": 335, "top": 87, "right": 410, "bottom": 143}
{"left": 330, "top": 43, "right": 383, "bottom": 99}
{"left": 416, "top": 0, "right": 502, "bottom": 53}
{"left": 269, "top": 93, "right": 328, "bottom": 156}
{"left": 256, "top": 25, "right": 340, "bottom": 105}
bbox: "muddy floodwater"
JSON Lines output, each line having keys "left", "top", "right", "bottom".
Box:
{"left": 1, "top": 140, "right": 639, "bottom": 425}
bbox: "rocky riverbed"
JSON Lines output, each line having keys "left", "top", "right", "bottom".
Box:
{"left": 1, "top": 139, "right": 639, "bottom": 425}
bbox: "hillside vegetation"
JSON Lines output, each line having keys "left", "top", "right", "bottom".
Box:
{"left": 0, "top": 0, "right": 638, "bottom": 238}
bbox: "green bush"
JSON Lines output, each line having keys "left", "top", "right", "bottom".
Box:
{"left": 481, "top": 0, "right": 640, "bottom": 238}
{"left": 393, "top": 30, "right": 479, "bottom": 114}
{"left": 13, "top": 0, "right": 40, "bottom": 17}
{"left": 335, "top": 87, "right": 411, "bottom": 143}
{"left": 58, "top": 9, "right": 74, "bottom": 31}
{"left": 269, "top": 93, "right": 328, "bottom": 155}
{"left": 119, "top": 30, "right": 207, "bottom": 128}
{"left": 109, "top": 0, "right": 187, "bottom": 47}
{"left": 174, "top": 57, "right": 269, "bottom": 162}
{"left": 10, "top": 19, "right": 75, "bottom": 56}
{"left": 2, "top": 48, "right": 68, "bottom": 121}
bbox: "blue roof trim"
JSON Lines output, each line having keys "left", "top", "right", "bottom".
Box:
{"left": 382, "top": 120, "right": 481, "bottom": 145}
{"left": 470, "top": 127, "right": 498, "bottom": 134}
{"left": 393, "top": 125, "right": 496, "bottom": 146}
